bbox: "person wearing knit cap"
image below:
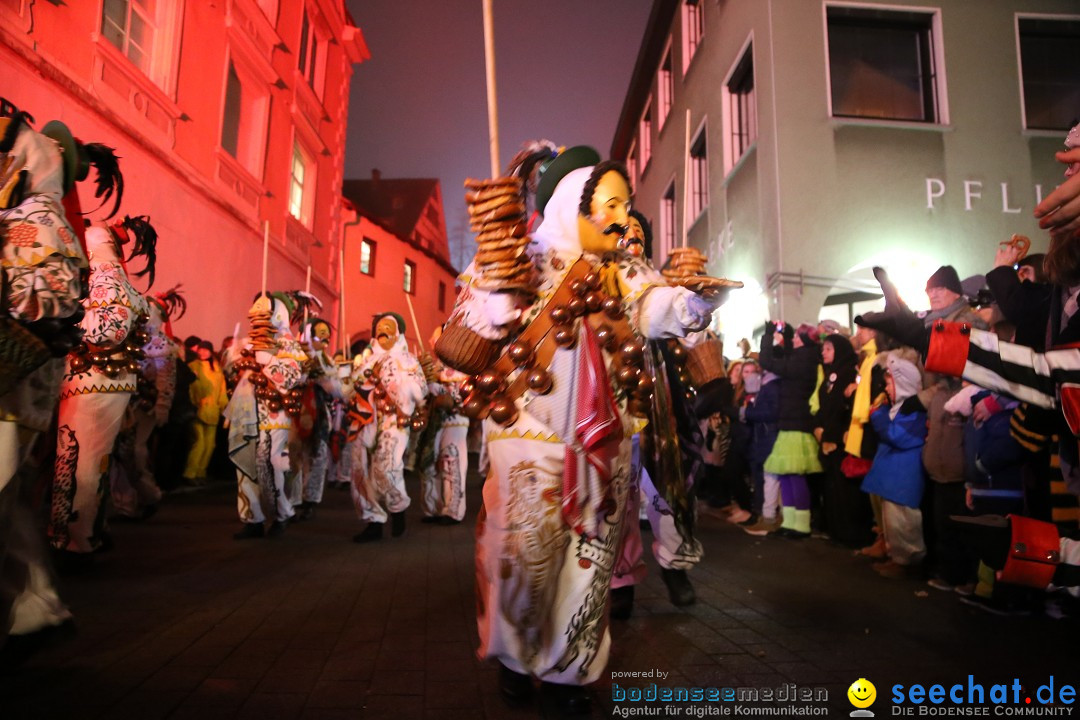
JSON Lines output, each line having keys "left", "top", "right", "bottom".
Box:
{"left": 926, "top": 265, "right": 964, "bottom": 298}
{"left": 758, "top": 321, "right": 823, "bottom": 538}
{"left": 919, "top": 266, "right": 987, "bottom": 589}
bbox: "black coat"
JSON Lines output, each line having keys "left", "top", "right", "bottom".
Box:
{"left": 758, "top": 330, "right": 819, "bottom": 433}
{"left": 985, "top": 266, "right": 1051, "bottom": 351}
{"left": 815, "top": 362, "right": 857, "bottom": 446}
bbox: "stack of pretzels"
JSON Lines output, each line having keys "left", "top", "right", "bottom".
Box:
{"left": 465, "top": 177, "right": 534, "bottom": 291}
{"left": 248, "top": 296, "right": 276, "bottom": 351}
{"left": 662, "top": 247, "right": 708, "bottom": 281}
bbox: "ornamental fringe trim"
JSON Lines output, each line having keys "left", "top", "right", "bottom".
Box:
{"left": 59, "top": 382, "right": 137, "bottom": 399}
{"left": 486, "top": 427, "right": 562, "bottom": 444}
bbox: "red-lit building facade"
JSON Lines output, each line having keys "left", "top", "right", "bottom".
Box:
{"left": 0, "top": 0, "right": 368, "bottom": 342}
{"left": 340, "top": 172, "right": 458, "bottom": 354}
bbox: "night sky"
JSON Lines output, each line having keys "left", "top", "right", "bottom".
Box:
{"left": 344, "top": 0, "right": 653, "bottom": 269}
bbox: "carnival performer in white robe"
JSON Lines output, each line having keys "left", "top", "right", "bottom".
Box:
{"left": 1, "top": 113, "right": 95, "bottom": 656}
{"left": 49, "top": 215, "right": 155, "bottom": 560}
{"left": 111, "top": 286, "right": 184, "bottom": 520}
{"left": 417, "top": 342, "right": 470, "bottom": 524}
{"left": 293, "top": 317, "right": 343, "bottom": 520}
{"left": 225, "top": 293, "right": 309, "bottom": 539}
{"left": 350, "top": 312, "right": 427, "bottom": 542}
{"left": 438, "top": 147, "right": 727, "bottom": 714}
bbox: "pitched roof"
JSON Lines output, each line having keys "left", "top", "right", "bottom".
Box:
{"left": 342, "top": 176, "right": 440, "bottom": 243}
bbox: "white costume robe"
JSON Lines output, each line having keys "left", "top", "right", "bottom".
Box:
{"left": 1, "top": 117, "right": 86, "bottom": 636}
{"left": 419, "top": 368, "right": 469, "bottom": 521}
{"left": 225, "top": 321, "right": 308, "bottom": 526}
{"left": 50, "top": 226, "right": 149, "bottom": 554}
{"left": 454, "top": 167, "right": 717, "bottom": 685}
{"left": 349, "top": 335, "right": 426, "bottom": 524}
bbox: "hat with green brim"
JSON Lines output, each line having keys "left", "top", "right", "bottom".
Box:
{"left": 534, "top": 145, "right": 600, "bottom": 216}
{"left": 41, "top": 120, "right": 89, "bottom": 195}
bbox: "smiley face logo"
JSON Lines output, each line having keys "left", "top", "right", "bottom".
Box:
{"left": 848, "top": 678, "right": 877, "bottom": 709}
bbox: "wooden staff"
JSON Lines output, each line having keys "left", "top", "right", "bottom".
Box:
{"left": 303, "top": 264, "right": 311, "bottom": 325}
{"left": 482, "top": 0, "right": 500, "bottom": 177}
{"left": 339, "top": 243, "right": 348, "bottom": 360}
{"left": 682, "top": 108, "right": 691, "bottom": 249}
{"left": 261, "top": 220, "right": 270, "bottom": 296}
{"left": 404, "top": 291, "right": 424, "bottom": 352}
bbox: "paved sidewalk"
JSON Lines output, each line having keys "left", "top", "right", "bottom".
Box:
{"left": 1, "top": 471, "right": 1076, "bottom": 720}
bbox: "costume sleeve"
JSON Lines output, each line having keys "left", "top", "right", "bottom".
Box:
{"left": 925, "top": 323, "right": 1075, "bottom": 422}
{"left": 1, "top": 122, "right": 88, "bottom": 322}
{"left": 634, "top": 286, "right": 713, "bottom": 339}
{"left": 263, "top": 339, "right": 307, "bottom": 393}
{"left": 444, "top": 263, "right": 520, "bottom": 341}
{"left": 381, "top": 355, "right": 427, "bottom": 417}
{"left": 80, "top": 262, "right": 136, "bottom": 348}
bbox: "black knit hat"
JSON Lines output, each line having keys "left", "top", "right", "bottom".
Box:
{"left": 925, "top": 265, "right": 963, "bottom": 295}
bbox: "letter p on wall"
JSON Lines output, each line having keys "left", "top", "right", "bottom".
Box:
{"left": 926, "top": 178, "right": 945, "bottom": 209}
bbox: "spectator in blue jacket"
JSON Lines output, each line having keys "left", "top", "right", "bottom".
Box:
{"left": 862, "top": 355, "right": 928, "bottom": 579}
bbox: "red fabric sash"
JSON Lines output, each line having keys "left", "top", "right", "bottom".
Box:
{"left": 562, "top": 322, "right": 622, "bottom": 538}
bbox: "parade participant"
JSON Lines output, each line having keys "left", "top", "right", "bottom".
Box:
{"left": 49, "top": 215, "right": 156, "bottom": 562}
{"left": 437, "top": 146, "right": 730, "bottom": 714}
{"left": 350, "top": 312, "right": 427, "bottom": 542}
{"left": 417, "top": 330, "right": 470, "bottom": 524}
{"left": 182, "top": 340, "right": 228, "bottom": 482}
{"left": 1, "top": 110, "right": 100, "bottom": 658}
{"left": 294, "top": 317, "right": 343, "bottom": 520}
{"left": 225, "top": 292, "right": 310, "bottom": 539}
{"left": 611, "top": 210, "right": 707, "bottom": 617}
{"left": 111, "top": 285, "right": 185, "bottom": 518}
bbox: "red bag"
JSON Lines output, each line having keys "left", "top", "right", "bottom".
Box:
{"left": 840, "top": 455, "right": 872, "bottom": 479}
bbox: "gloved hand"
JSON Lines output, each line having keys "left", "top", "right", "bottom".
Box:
{"left": 854, "top": 267, "right": 929, "bottom": 353}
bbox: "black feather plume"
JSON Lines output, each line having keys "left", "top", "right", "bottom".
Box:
{"left": 83, "top": 143, "right": 124, "bottom": 219}
{"left": 155, "top": 284, "right": 187, "bottom": 321}
{"left": 119, "top": 215, "right": 158, "bottom": 288}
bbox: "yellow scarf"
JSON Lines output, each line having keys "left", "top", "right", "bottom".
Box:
{"left": 844, "top": 338, "right": 877, "bottom": 457}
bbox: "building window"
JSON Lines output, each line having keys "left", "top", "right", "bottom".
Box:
{"left": 640, "top": 101, "right": 653, "bottom": 169}
{"left": 404, "top": 260, "right": 416, "bottom": 295}
{"left": 682, "top": 0, "right": 704, "bottom": 75}
{"left": 660, "top": 182, "right": 676, "bottom": 259}
{"left": 298, "top": 6, "right": 326, "bottom": 97}
{"left": 689, "top": 127, "right": 708, "bottom": 221}
{"left": 722, "top": 41, "right": 756, "bottom": 174}
{"left": 102, "top": 0, "right": 156, "bottom": 76}
{"left": 221, "top": 58, "right": 269, "bottom": 179}
{"left": 826, "top": 6, "right": 943, "bottom": 123}
{"left": 658, "top": 46, "right": 674, "bottom": 128}
{"left": 360, "top": 238, "right": 376, "bottom": 276}
{"left": 100, "top": 0, "right": 183, "bottom": 92}
{"left": 438, "top": 280, "right": 447, "bottom": 312}
{"left": 289, "top": 138, "right": 317, "bottom": 228}
{"left": 627, "top": 142, "right": 638, "bottom": 187}
{"left": 1018, "top": 16, "right": 1080, "bottom": 131}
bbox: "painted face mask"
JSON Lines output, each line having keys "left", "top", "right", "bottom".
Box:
{"left": 622, "top": 215, "right": 646, "bottom": 257}
{"left": 577, "top": 169, "right": 631, "bottom": 254}
{"left": 375, "top": 316, "right": 399, "bottom": 352}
